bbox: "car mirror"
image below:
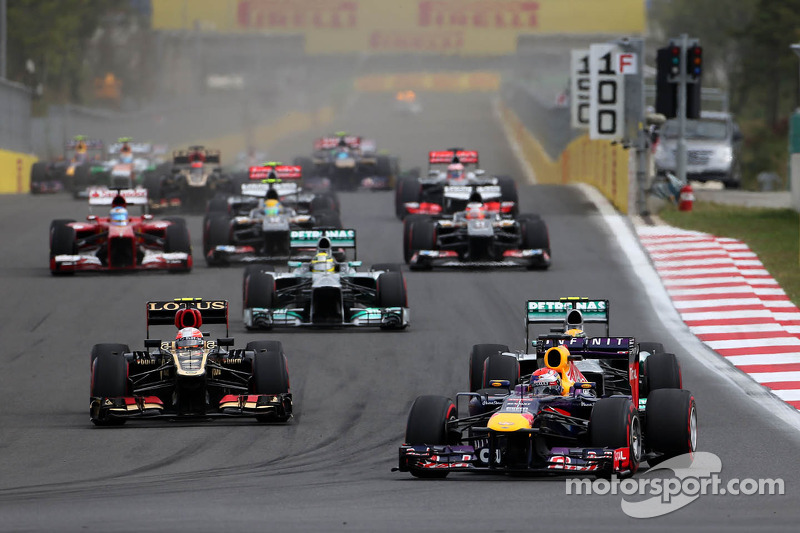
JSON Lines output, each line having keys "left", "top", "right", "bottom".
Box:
{"left": 287, "top": 261, "right": 302, "bottom": 268}
{"left": 217, "top": 337, "right": 235, "bottom": 347}
{"left": 348, "top": 261, "right": 362, "bottom": 268}
{"left": 144, "top": 339, "right": 161, "bottom": 348}
{"left": 86, "top": 215, "right": 97, "bottom": 222}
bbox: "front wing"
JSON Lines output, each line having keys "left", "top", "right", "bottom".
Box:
{"left": 90, "top": 393, "right": 292, "bottom": 422}
{"left": 409, "top": 249, "right": 550, "bottom": 269}
{"left": 243, "top": 306, "right": 409, "bottom": 329}
{"left": 397, "top": 444, "right": 633, "bottom": 477}
{"left": 52, "top": 251, "right": 191, "bottom": 273}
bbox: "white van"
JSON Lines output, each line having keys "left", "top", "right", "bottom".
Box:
{"left": 654, "top": 111, "right": 743, "bottom": 189}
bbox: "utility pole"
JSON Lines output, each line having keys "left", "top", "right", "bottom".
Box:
{"left": 676, "top": 33, "right": 689, "bottom": 185}
{"left": 1, "top": 0, "right": 7, "bottom": 79}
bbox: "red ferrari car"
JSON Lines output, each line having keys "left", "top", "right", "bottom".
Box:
{"left": 49, "top": 188, "right": 192, "bottom": 275}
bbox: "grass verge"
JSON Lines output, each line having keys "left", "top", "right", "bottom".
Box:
{"left": 659, "top": 202, "right": 800, "bottom": 306}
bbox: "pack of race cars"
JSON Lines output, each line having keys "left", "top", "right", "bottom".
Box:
{"left": 40, "top": 139, "right": 696, "bottom": 480}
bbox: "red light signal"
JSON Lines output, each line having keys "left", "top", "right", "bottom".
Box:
{"left": 687, "top": 45, "right": 702, "bottom": 81}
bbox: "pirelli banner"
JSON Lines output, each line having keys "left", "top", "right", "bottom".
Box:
{"left": 151, "top": 0, "right": 645, "bottom": 55}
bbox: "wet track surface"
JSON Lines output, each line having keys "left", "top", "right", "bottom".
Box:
{"left": 1, "top": 94, "right": 799, "bottom": 531}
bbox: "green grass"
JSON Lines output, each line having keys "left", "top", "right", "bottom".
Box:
{"left": 659, "top": 202, "right": 800, "bottom": 306}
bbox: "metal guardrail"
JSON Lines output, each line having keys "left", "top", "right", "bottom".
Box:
{"left": 0, "top": 78, "right": 32, "bottom": 153}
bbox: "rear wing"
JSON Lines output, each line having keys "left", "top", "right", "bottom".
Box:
{"left": 525, "top": 298, "right": 610, "bottom": 351}
{"left": 428, "top": 149, "right": 479, "bottom": 165}
{"left": 536, "top": 336, "right": 635, "bottom": 360}
{"left": 65, "top": 138, "right": 104, "bottom": 150}
{"left": 146, "top": 298, "right": 229, "bottom": 338}
{"left": 107, "top": 142, "right": 152, "bottom": 155}
{"left": 248, "top": 165, "right": 302, "bottom": 181}
{"left": 173, "top": 148, "right": 221, "bottom": 165}
{"left": 290, "top": 229, "right": 356, "bottom": 249}
{"left": 88, "top": 187, "right": 148, "bottom": 206}
{"left": 240, "top": 180, "right": 300, "bottom": 198}
{"left": 315, "top": 136, "right": 360, "bottom": 150}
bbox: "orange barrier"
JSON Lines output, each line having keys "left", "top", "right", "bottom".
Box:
{"left": 354, "top": 72, "right": 500, "bottom": 93}
{"left": 0, "top": 149, "right": 38, "bottom": 194}
{"left": 499, "top": 101, "right": 630, "bottom": 213}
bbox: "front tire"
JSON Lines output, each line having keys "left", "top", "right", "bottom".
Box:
{"left": 405, "top": 395, "right": 457, "bottom": 479}
{"left": 249, "top": 341, "right": 291, "bottom": 422}
{"left": 645, "top": 389, "right": 697, "bottom": 461}
{"left": 91, "top": 351, "right": 129, "bottom": 426}
{"left": 591, "top": 397, "right": 642, "bottom": 477}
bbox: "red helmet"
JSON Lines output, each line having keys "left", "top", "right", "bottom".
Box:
{"left": 175, "top": 327, "right": 203, "bottom": 349}
{"left": 464, "top": 202, "right": 486, "bottom": 220}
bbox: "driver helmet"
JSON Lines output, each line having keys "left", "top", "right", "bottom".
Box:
{"left": 120, "top": 143, "right": 133, "bottom": 163}
{"left": 531, "top": 368, "right": 563, "bottom": 396}
{"left": 264, "top": 198, "right": 282, "bottom": 216}
{"left": 447, "top": 163, "right": 465, "bottom": 182}
{"left": 464, "top": 202, "right": 486, "bottom": 220}
{"left": 109, "top": 206, "right": 129, "bottom": 226}
{"left": 311, "top": 252, "right": 335, "bottom": 273}
{"left": 75, "top": 140, "right": 87, "bottom": 154}
{"left": 175, "top": 327, "right": 203, "bottom": 349}
{"left": 565, "top": 327, "right": 586, "bottom": 338}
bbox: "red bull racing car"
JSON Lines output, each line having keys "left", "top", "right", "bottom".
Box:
{"left": 90, "top": 298, "right": 292, "bottom": 425}
{"left": 396, "top": 298, "right": 696, "bottom": 478}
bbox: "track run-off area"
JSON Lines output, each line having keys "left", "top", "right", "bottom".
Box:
{"left": 1, "top": 93, "right": 799, "bottom": 531}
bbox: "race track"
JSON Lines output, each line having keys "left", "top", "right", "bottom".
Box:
{"left": 1, "top": 93, "right": 799, "bottom": 531}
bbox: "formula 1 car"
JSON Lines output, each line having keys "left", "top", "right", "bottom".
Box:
{"left": 243, "top": 231, "right": 409, "bottom": 330}
{"left": 30, "top": 136, "right": 107, "bottom": 196}
{"left": 295, "top": 132, "right": 398, "bottom": 191}
{"left": 144, "top": 145, "right": 234, "bottom": 211}
{"left": 395, "top": 149, "right": 518, "bottom": 219}
{"left": 89, "top": 298, "right": 292, "bottom": 425}
{"left": 403, "top": 197, "right": 550, "bottom": 270}
{"left": 396, "top": 299, "right": 695, "bottom": 478}
{"left": 49, "top": 188, "right": 192, "bottom": 275}
{"left": 203, "top": 164, "right": 342, "bottom": 266}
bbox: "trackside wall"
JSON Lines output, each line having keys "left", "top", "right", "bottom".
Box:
{"left": 499, "top": 87, "right": 630, "bottom": 214}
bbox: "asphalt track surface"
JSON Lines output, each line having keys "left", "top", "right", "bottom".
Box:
{"left": 1, "top": 93, "right": 799, "bottom": 531}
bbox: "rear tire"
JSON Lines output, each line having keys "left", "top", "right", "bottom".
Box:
{"left": 469, "top": 344, "right": 509, "bottom": 392}
{"left": 482, "top": 353, "right": 519, "bottom": 389}
{"left": 645, "top": 389, "right": 697, "bottom": 461}
{"left": 644, "top": 353, "right": 682, "bottom": 392}
{"left": 405, "top": 395, "right": 457, "bottom": 478}
{"left": 591, "top": 397, "right": 642, "bottom": 477}
{"left": 496, "top": 176, "right": 518, "bottom": 216}
{"left": 249, "top": 341, "right": 291, "bottom": 422}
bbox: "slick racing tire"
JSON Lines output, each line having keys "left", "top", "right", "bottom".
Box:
{"left": 72, "top": 164, "right": 92, "bottom": 197}
{"left": 645, "top": 389, "right": 697, "bottom": 462}
{"left": 469, "top": 344, "right": 510, "bottom": 392}
{"left": 590, "top": 397, "right": 642, "bottom": 477}
{"left": 310, "top": 193, "right": 338, "bottom": 215}
{"left": 405, "top": 395, "right": 457, "bottom": 479}
{"left": 206, "top": 195, "right": 229, "bottom": 215}
{"left": 496, "top": 176, "right": 518, "bottom": 216}
{"left": 30, "top": 162, "right": 48, "bottom": 193}
{"left": 644, "top": 352, "right": 682, "bottom": 393}
{"left": 142, "top": 171, "right": 162, "bottom": 204}
{"left": 91, "top": 351, "right": 129, "bottom": 427}
{"left": 244, "top": 268, "right": 275, "bottom": 321}
{"left": 407, "top": 217, "right": 436, "bottom": 269}
{"left": 293, "top": 156, "right": 314, "bottom": 179}
{"left": 162, "top": 216, "right": 187, "bottom": 228}
{"left": 90, "top": 343, "right": 130, "bottom": 370}
{"left": 50, "top": 220, "right": 77, "bottom": 276}
{"left": 376, "top": 155, "right": 392, "bottom": 177}
{"left": 314, "top": 209, "right": 342, "bottom": 229}
{"left": 376, "top": 272, "right": 408, "bottom": 324}
{"left": 203, "top": 214, "right": 230, "bottom": 263}
{"left": 520, "top": 217, "right": 550, "bottom": 270}
{"left": 249, "top": 341, "right": 291, "bottom": 422}
{"left": 482, "top": 353, "right": 520, "bottom": 389}
{"left": 242, "top": 264, "right": 275, "bottom": 300}
{"left": 402, "top": 215, "right": 430, "bottom": 263}
{"left": 164, "top": 223, "right": 192, "bottom": 272}
{"left": 637, "top": 342, "right": 665, "bottom": 397}
{"left": 395, "top": 177, "right": 421, "bottom": 219}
